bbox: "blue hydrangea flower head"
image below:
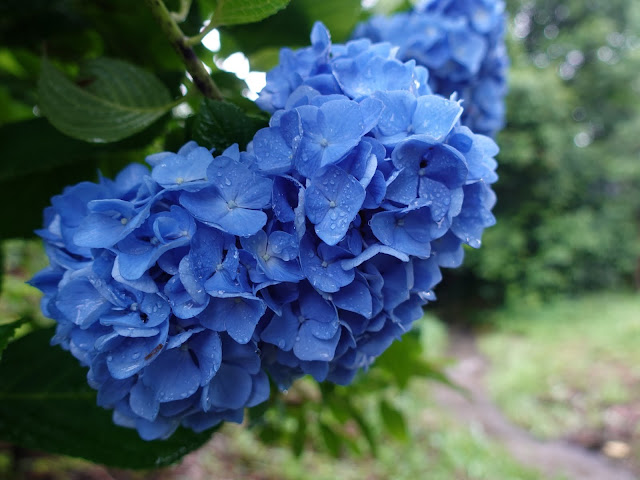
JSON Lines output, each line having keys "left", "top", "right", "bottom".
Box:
{"left": 32, "top": 21, "right": 500, "bottom": 440}
{"left": 352, "top": 0, "right": 509, "bottom": 136}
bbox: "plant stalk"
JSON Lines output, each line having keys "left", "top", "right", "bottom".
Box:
{"left": 144, "top": 0, "right": 223, "bottom": 100}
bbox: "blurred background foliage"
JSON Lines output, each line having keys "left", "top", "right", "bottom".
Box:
{"left": 0, "top": 0, "right": 638, "bottom": 476}
{"left": 438, "top": 0, "right": 640, "bottom": 311}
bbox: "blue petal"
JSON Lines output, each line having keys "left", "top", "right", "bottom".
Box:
{"left": 412, "top": 95, "right": 463, "bottom": 142}
{"left": 333, "top": 279, "right": 373, "bottom": 318}
{"left": 56, "top": 277, "right": 111, "bottom": 328}
{"left": 340, "top": 244, "right": 409, "bottom": 270}
{"left": 129, "top": 378, "right": 160, "bottom": 421}
{"left": 151, "top": 146, "right": 213, "bottom": 189}
{"left": 305, "top": 165, "right": 365, "bottom": 246}
{"left": 294, "top": 321, "right": 340, "bottom": 361}
{"left": 106, "top": 325, "right": 168, "bottom": 379}
{"left": 261, "top": 306, "right": 299, "bottom": 350}
{"left": 299, "top": 237, "right": 355, "bottom": 293}
{"left": 206, "top": 155, "right": 273, "bottom": 209}
{"left": 143, "top": 347, "right": 201, "bottom": 402}
{"left": 200, "top": 297, "right": 265, "bottom": 344}
{"left": 208, "top": 364, "right": 252, "bottom": 410}
{"left": 246, "top": 370, "right": 270, "bottom": 407}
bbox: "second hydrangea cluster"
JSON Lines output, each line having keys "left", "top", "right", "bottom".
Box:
{"left": 351, "top": 0, "right": 509, "bottom": 137}
{"left": 31, "top": 22, "right": 498, "bottom": 440}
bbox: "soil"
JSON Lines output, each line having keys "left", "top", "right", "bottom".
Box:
{"left": 433, "top": 332, "right": 638, "bottom": 480}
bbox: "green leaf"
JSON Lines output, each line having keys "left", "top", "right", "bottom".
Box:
{"left": 0, "top": 328, "right": 216, "bottom": 468}
{"left": 344, "top": 400, "right": 378, "bottom": 457}
{"left": 0, "top": 319, "right": 24, "bottom": 361}
{"left": 200, "top": 0, "right": 291, "bottom": 26}
{"left": 38, "top": 58, "right": 174, "bottom": 143}
{"left": 379, "top": 400, "right": 409, "bottom": 443}
{"left": 292, "top": 410, "right": 307, "bottom": 457}
{"left": 0, "top": 158, "right": 101, "bottom": 239}
{"left": 218, "top": 0, "right": 362, "bottom": 59}
{"left": 192, "top": 98, "right": 267, "bottom": 152}
{"left": 319, "top": 421, "right": 342, "bottom": 457}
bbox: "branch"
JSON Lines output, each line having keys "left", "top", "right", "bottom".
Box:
{"left": 170, "top": 0, "right": 192, "bottom": 23}
{"left": 144, "top": 0, "right": 223, "bottom": 101}
{"left": 185, "top": 20, "right": 218, "bottom": 47}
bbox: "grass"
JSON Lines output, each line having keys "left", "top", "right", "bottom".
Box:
{"left": 479, "top": 292, "right": 640, "bottom": 441}
{"left": 194, "top": 356, "right": 551, "bottom": 480}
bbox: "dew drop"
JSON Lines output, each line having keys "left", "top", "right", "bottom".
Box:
{"left": 132, "top": 352, "right": 141, "bottom": 360}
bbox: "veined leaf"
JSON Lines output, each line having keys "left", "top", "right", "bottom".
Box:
{"left": 38, "top": 58, "right": 174, "bottom": 143}
{"left": 0, "top": 328, "right": 215, "bottom": 468}
{"left": 200, "top": 0, "right": 291, "bottom": 27}
{"left": 192, "top": 98, "right": 267, "bottom": 152}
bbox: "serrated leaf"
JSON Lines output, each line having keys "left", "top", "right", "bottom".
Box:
{"left": 38, "top": 58, "right": 174, "bottom": 143}
{"left": 200, "top": 0, "right": 291, "bottom": 26}
{"left": 0, "top": 328, "right": 216, "bottom": 468}
{"left": 192, "top": 98, "right": 267, "bottom": 152}
{"left": 0, "top": 319, "right": 24, "bottom": 361}
{"left": 379, "top": 400, "right": 409, "bottom": 443}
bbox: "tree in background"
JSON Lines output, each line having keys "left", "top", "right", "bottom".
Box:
{"left": 438, "top": 0, "right": 640, "bottom": 309}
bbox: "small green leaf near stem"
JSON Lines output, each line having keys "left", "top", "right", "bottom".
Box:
{"left": 144, "top": 0, "right": 223, "bottom": 101}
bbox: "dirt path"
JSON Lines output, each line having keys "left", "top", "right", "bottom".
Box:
{"left": 432, "top": 333, "right": 637, "bottom": 480}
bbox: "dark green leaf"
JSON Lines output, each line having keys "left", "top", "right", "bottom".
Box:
{"left": 325, "top": 395, "right": 350, "bottom": 424}
{"left": 0, "top": 245, "right": 3, "bottom": 297}
{"left": 0, "top": 158, "right": 101, "bottom": 239}
{"left": 0, "top": 319, "right": 24, "bottom": 361}
{"left": 192, "top": 98, "right": 267, "bottom": 151}
{"left": 219, "top": 0, "right": 362, "bottom": 58}
{"left": 319, "top": 421, "right": 341, "bottom": 457}
{"left": 379, "top": 400, "right": 409, "bottom": 443}
{"left": 344, "top": 401, "right": 378, "bottom": 457}
{"left": 38, "top": 58, "right": 174, "bottom": 143}
{"left": 0, "top": 117, "right": 168, "bottom": 239}
{"left": 199, "top": 0, "right": 291, "bottom": 26}
{"left": 374, "top": 332, "right": 424, "bottom": 389}
{"left": 0, "top": 328, "right": 215, "bottom": 468}
{"left": 292, "top": 410, "right": 307, "bottom": 457}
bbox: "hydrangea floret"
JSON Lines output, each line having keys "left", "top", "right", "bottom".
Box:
{"left": 31, "top": 22, "right": 498, "bottom": 440}
{"left": 351, "top": 0, "right": 509, "bottom": 137}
